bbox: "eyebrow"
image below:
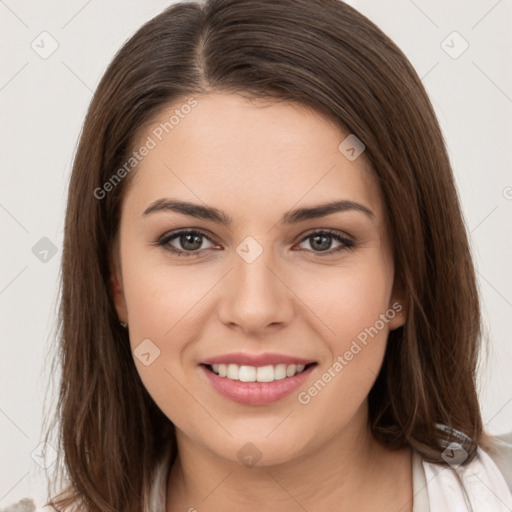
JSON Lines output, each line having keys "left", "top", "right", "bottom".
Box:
{"left": 142, "top": 198, "right": 374, "bottom": 225}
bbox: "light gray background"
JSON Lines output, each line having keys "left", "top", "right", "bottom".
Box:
{"left": 1, "top": 0, "right": 511, "bottom": 508}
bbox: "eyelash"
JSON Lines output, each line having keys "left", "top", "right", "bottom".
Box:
{"left": 154, "top": 228, "right": 355, "bottom": 257}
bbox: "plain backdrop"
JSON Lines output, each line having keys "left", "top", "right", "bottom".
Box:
{"left": 1, "top": 0, "right": 511, "bottom": 508}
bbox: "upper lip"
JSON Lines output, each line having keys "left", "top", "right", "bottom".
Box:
{"left": 201, "top": 352, "right": 316, "bottom": 367}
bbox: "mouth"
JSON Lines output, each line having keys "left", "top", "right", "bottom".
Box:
{"left": 201, "top": 362, "right": 317, "bottom": 382}
{"left": 199, "top": 362, "right": 318, "bottom": 405}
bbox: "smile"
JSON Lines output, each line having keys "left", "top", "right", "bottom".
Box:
{"left": 207, "top": 362, "right": 313, "bottom": 382}
{"left": 200, "top": 362, "right": 318, "bottom": 405}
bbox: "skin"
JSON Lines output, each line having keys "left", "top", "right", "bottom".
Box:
{"left": 111, "top": 92, "right": 412, "bottom": 511}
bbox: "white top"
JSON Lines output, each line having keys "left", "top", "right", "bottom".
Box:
{"left": 9, "top": 436, "right": 512, "bottom": 511}
{"left": 412, "top": 445, "right": 512, "bottom": 511}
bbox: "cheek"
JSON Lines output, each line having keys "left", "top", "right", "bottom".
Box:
{"left": 291, "top": 255, "right": 394, "bottom": 416}
{"left": 300, "top": 254, "right": 394, "bottom": 349}
{"left": 120, "top": 254, "right": 219, "bottom": 401}
{"left": 122, "top": 254, "right": 216, "bottom": 341}
{"left": 120, "top": 258, "right": 213, "bottom": 431}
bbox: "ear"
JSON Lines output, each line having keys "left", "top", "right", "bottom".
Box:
{"left": 387, "top": 278, "right": 406, "bottom": 331}
{"left": 109, "top": 240, "right": 128, "bottom": 324}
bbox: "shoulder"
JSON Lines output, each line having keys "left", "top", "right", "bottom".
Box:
{"left": 481, "top": 431, "right": 512, "bottom": 492}
{"left": 0, "top": 499, "right": 61, "bottom": 512}
{"left": 0, "top": 498, "right": 37, "bottom": 512}
{"left": 419, "top": 432, "right": 512, "bottom": 510}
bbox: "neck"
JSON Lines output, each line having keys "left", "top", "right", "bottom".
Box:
{"left": 165, "top": 403, "right": 413, "bottom": 512}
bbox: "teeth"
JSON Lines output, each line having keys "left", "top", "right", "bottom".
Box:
{"left": 218, "top": 364, "right": 227, "bottom": 377}
{"left": 274, "top": 364, "right": 287, "bottom": 380}
{"left": 239, "top": 365, "right": 257, "bottom": 382}
{"left": 286, "top": 364, "right": 297, "bottom": 377}
{"left": 209, "top": 362, "right": 308, "bottom": 382}
{"left": 227, "top": 364, "right": 239, "bottom": 380}
{"left": 257, "top": 365, "right": 275, "bottom": 382}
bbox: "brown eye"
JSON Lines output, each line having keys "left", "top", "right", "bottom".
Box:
{"left": 296, "top": 230, "right": 355, "bottom": 255}
{"left": 157, "top": 229, "right": 216, "bottom": 256}
{"left": 155, "top": 228, "right": 355, "bottom": 258}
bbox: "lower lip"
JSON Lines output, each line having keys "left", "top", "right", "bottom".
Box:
{"left": 199, "top": 364, "right": 316, "bottom": 405}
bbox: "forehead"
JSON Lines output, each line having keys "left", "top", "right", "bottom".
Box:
{"left": 122, "top": 93, "right": 384, "bottom": 224}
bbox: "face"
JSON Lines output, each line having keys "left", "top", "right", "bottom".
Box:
{"left": 111, "top": 92, "right": 405, "bottom": 466}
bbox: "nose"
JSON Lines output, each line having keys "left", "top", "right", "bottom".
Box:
{"left": 217, "top": 243, "right": 294, "bottom": 336}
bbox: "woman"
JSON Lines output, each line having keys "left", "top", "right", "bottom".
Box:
{"left": 26, "top": 0, "right": 512, "bottom": 510}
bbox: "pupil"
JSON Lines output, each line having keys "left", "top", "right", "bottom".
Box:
{"left": 182, "top": 233, "right": 201, "bottom": 250}
{"left": 312, "top": 234, "right": 331, "bottom": 251}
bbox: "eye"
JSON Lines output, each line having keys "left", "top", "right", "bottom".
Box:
{"left": 155, "top": 228, "right": 355, "bottom": 257}
{"left": 296, "top": 229, "right": 355, "bottom": 255}
{"left": 156, "top": 229, "right": 218, "bottom": 257}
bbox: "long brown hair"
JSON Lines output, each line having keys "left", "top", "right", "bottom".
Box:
{"left": 44, "top": 0, "right": 487, "bottom": 509}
